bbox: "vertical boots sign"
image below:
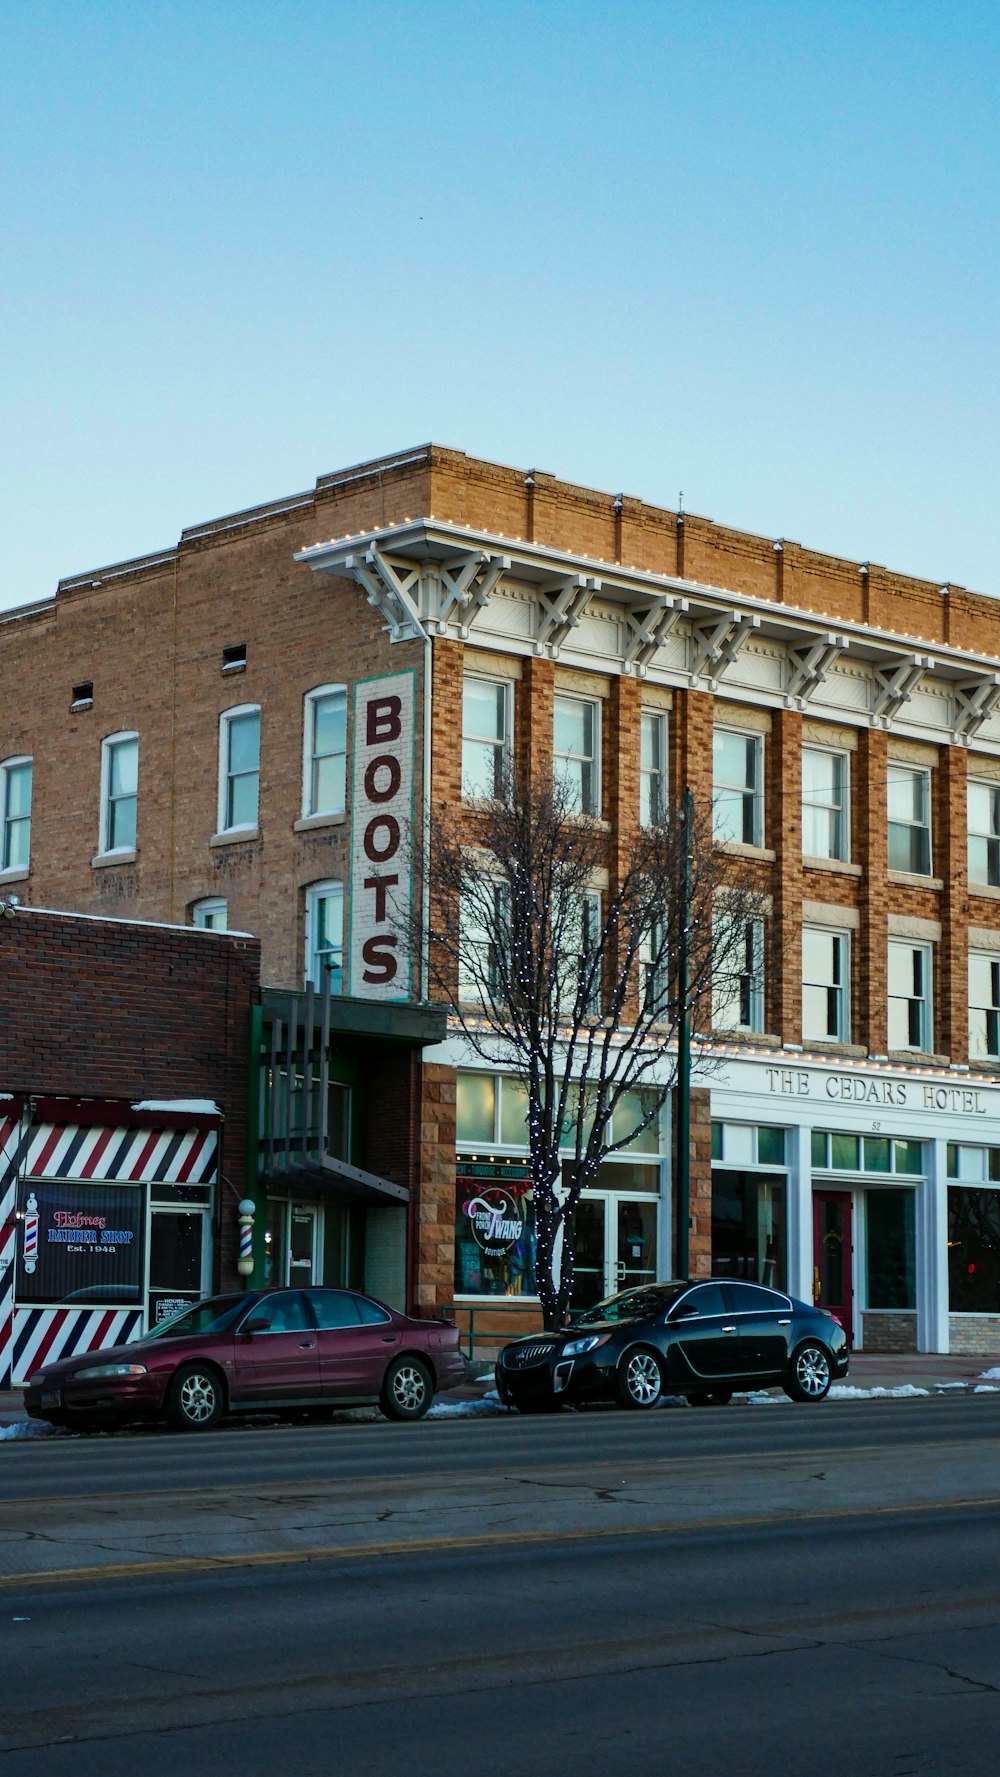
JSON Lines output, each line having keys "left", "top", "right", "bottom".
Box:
{"left": 348, "top": 670, "right": 416, "bottom": 1000}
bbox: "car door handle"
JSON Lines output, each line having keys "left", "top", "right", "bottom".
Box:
{"left": 721, "top": 1324, "right": 737, "bottom": 1334}
{"left": 299, "top": 1340, "right": 316, "bottom": 1349}
{"left": 778, "top": 1318, "right": 791, "bottom": 1326}
{"left": 381, "top": 1335, "right": 398, "bottom": 1343}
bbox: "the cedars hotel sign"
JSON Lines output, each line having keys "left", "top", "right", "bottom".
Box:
{"left": 348, "top": 670, "right": 416, "bottom": 1000}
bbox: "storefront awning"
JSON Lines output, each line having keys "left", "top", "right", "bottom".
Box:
{"left": 262, "top": 1151, "right": 409, "bottom": 1207}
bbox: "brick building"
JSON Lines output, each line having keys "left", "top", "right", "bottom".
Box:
{"left": 4, "top": 444, "right": 1000, "bottom": 1351}
{"left": 0, "top": 904, "right": 258, "bottom": 1385}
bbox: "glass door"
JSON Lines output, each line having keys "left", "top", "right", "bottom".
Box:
{"left": 614, "top": 1199, "right": 658, "bottom": 1293}
{"left": 571, "top": 1198, "right": 607, "bottom": 1310}
{"left": 288, "top": 1206, "right": 318, "bottom": 1284}
{"left": 148, "top": 1210, "right": 209, "bottom": 1329}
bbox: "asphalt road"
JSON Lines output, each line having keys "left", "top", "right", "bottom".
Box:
{"left": 3, "top": 1397, "right": 1000, "bottom": 1775}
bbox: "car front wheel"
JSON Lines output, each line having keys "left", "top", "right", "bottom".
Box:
{"left": 783, "top": 1342, "right": 833, "bottom": 1402}
{"left": 381, "top": 1356, "right": 433, "bottom": 1421}
{"left": 166, "top": 1363, "right": 225, "bottom": 1432}
{"left": 616, "top": 1347, "right": 665, "bottom": 1410}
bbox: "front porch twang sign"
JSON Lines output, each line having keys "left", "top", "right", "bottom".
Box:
{"left": 349, "top": 670, "right": 416, "bottom": 1000}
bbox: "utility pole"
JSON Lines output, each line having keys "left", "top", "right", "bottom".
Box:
{"left": 676, "top": 785, "right": 694, "bottom": 1281}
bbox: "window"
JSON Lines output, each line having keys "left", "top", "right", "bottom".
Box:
{"left": 462, "top": 677, "right": 511, "bottom": 801}
{"left": 563, "top": 890, "right": 602, "bottom": 1015}
{"left": 969, "top": 953, "right": 1000, "bottom": 1058}
{"left": 303, "top": 686, "right": 347, "bottom": 818}
{"left": 640, "top": 711, "right": 667, "bottom": 826}
{"left": 640, "top": 919, "right": 666, "bottom": 1015}
{"left": 713, "top": 728, "right": 762, "bottom": 846}
{"left": 713, "top": 915, "right": 765, "bottom": 1032}
{"left": 305, "top": 881, "right": 344, "bottom": 991}
{"left": 949, "top": 1188, "right": 1000, "bottom": 1312}
{"left": 306, "top": 1289, "right": 361, "bottom": 1329}
{"left": 968, "top": 781, "right": 1000, "bottom": 887}
{"left": 802, "top": 927, "right": 849, "bottom": 1042}
{"left": 192, "top": 897, "right": 228, "bottom": 932}
{"left": 812, "top": 1132, "right": 923, "bottom": 1174}
{"left": 802, "top": 747, "right": 849, "bottom": 861}
{"left": 459, "top": 883, "right": 509, "bottom": 1003}
{"left": 866, "top": 1190, "right": 916, "bottom": 1309}
{"left": 887, "top": 763, "right": 931, "bottom": 874}
{"left": 99, "top": 733, "right": 138, "bottom": 854}
{"left": 888, "top": 940, "right": 933, "bottom": 1052}
{"left": 219, "top": 705, "right": 260, "bottom": 833}
{"left": 0, "top": 756, "right": 31, "bottom": 872}
{"left": 553, "top": 695, "right": 600, "bottom": 817}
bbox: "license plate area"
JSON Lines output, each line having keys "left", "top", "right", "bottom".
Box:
{"left": 40, "top": 1389, "right": 62, "bottom": 1409}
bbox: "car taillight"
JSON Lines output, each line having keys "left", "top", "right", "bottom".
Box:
{"left": 821, "top": 1310, "right": 843, "bottom": 1328}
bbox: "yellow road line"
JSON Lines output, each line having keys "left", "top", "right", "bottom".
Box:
{"left": 4, "top": 1492, "right": 1000, "bottom": 1588}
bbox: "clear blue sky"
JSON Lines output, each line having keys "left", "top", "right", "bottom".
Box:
{"left": 1, "top": 0, "right": 998, "bottom": 612}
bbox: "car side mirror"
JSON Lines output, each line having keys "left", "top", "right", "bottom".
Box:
{"left": 670, "top": 1303, "right": 699, "bottom": 1322}
{"left": 241, "top": 1316, "right": 271, "bottom": 1335}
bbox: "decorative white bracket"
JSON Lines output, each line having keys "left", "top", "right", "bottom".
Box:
{"left": 430, "top": 551, "right": 509, "bottom": 637}
{"left": 952, "top": 673, "right": 1000, "bottom": 744}
{"left": 345, "top": 547, "right": 425, "bottom": 641}
{"left": 871, "top": 655, "right": 931, "bottom": 724}
{"left": 533, "top": 574, "right": 600, "bottom": 657}
{"left": 690, "top": 612, "right": 761, "bottom": 688}
{"left": 785, "top": 633, "right": 848, "bottom": 708}
{"left": 622, "top": 597, "right": 689, "bottom": 676}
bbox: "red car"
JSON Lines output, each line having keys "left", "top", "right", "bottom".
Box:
{"left": 25, "top": 1287, "right": 467, "bottom": 1432}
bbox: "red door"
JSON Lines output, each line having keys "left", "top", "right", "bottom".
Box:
{"left": 812, "top": 1192, "right": 853, "bottom": 1347}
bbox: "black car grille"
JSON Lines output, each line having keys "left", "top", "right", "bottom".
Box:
{"left": 503, "top": 1341, "right": 556, "bottom": 1370}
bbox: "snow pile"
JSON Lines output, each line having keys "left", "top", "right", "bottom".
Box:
{"left": 978, "top": 1366, "right": 1000, "bottom": 1381}
{"left": 828, "top": 1382, "right": 929, "bottom": 1399}
{"left": 974, "top": 1384, "right": 1000, "bottom": 1394}
{"left": 0, "top": 1420, "right": 65, "bottom": 1441}
{"left": 429, "top": 1391, "right": 507, "bottom": 1418}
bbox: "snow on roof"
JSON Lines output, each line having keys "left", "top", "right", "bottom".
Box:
{"left": 131, "top": 1099, "right": 221, "bottom": 1116}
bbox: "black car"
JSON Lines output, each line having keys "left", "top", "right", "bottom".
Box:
{"left": 495, "top": 1278, "right": 849, "bottom": 1412}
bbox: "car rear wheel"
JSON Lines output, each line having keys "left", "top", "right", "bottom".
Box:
{"left": 616, "top": 1347, "right": 665, "bottom": 1410}
{"left": 380, "top": 1356, "right": 433, "bottom": 1421}
{"left": 686, "top": 1391, "right": 733, "bottom": 1407}
{"left": 166, "top": 1363, "right": 224, "bottom": 1432}
{"left": 783, "top": 1342, "right": 833, "bottom": 1402}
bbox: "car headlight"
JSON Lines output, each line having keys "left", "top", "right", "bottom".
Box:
{"left": 561, "top": 1334, "right": 611, "bottom": 1357}
{"left": 72, "top": 1363, "right": 148, "bottom": 1380}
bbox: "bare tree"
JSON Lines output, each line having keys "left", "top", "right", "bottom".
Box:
{"left": 410, "top": 765, "right": 769, "bottom": 1329}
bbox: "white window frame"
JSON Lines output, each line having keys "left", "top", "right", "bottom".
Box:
{"left": 640, "top": 710, "right": 668, "bottom": 827}
{"left": 304, "top": 880, "right": 345, "bottom": 992}
{"left": 887, "top": 939, "right": 933, "bottom": 1053}
{"left": 802, "top": 926, "right": 850, "bottom": 1043}
{"left": 302, "top": 684, "right": 347, "bottom": 819}
{"left": 98, "top": 731, "right": 139, "bottom": 857}
{"left": 192, "top": 897, "right": 228, "bottom": 932}
{"left": 562, "top": 888, "right": 603, "bottom": 1016}
{"left": 713, "top": 727, "right": 763, "bottom": 847}
{"left": 801, "top": 745, "right": 849, "bottom": 862}
{"left": 968, "top": 780, "right": 1000, "bottom": 888}
{"left": 713, "top": 915, "right": 765, "bottom": 1033}
{"left": 968, "top": 952, "right": 1000, "bottom": 1058}
{"left": 0, "top": 755, "right": 32, "bottom": 874}
{"left": 887, "top": 763, "right": 932, "bottom": 875}
{"left": 458, "top": 881, "right": 511, "bottom": 1005}
{"left": 218, "top": 704, "right": 260, "bottom": 836}
{"left": 553, "top": 694, "right": 601, "bottom": 818}
{"left": 461, "top": 675, "right": 513, "bottom": 803}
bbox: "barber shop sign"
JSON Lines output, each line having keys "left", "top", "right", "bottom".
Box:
{"left": 348, "top": 670, "right": 416, "bottom": 1000}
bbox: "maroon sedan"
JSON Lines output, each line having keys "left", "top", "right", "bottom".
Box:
{"left": 25, "top": 1287, "right": 467, "bottom": 1433}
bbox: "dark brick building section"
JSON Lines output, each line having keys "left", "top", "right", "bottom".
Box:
{"left": 0, "top": 907, "right": 260, "bottom": 1287}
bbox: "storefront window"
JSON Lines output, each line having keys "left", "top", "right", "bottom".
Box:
{"left": 830, "top": 1132, "right": 859, "bottom": 1170}
{"left": 456, "top": 1073, "right": 496, "bottom": 1145}
{"left": 454, "top": 1160, "right": 536, "bottom": 1297}
{"left": 613, "top": 1089, "right": 662, "bottom": 1153}
{"left": 949, "top": 1145, "right": 1000, "bottom": 1183}
{"left": 711, "top": 1171, "right": 787, "bottom": 1288}
{"left": 813, "top": 1132, "right": 923, "bottom": 1175}
{"left": 866, "top": 1190, "right": 915, "bottom": 1308}
{"left": 948, "top": 1188, "right": 1000, "bottom": 1313}
{"left": 757, "top": 1126, "right": 786, "bottom": 1166}
{"left": 500, "top": 1076, "right": 529, "bottom": 1145}
{"left": 864, "top": 1137, "right": 892, "bottom": 1173}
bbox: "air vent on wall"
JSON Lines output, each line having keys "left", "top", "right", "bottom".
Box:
{"left": 70, "top": 681, "right": 94, "bottom": 710}
{"left": 222, "top": 644, "right": 247, "bottom": 673}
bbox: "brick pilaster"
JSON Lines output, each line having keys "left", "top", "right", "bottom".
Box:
{"left": 938, "top": 745, "right": 968, "bottom": 1062}
{"left": 857, "top": 729, "right": 889, "bottom": 1053}
{"left": 770, "top": 710, "right": 803, "bottom": 1043}
{"left": 517, "top": 656, "right": 554, "bottom": 788}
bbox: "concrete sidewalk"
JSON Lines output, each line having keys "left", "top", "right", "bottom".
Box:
{"left": 3, "top": 1349, "right": 1000, "bottom": 1431}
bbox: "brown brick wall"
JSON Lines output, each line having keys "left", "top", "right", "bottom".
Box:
{"left": 948, "top": 1315, "right": 1000, "bottom": 1357}
{"left": 861, "top": 1312, "right": 917, "bottom": 1354}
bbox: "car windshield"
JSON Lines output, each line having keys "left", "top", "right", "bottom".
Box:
{"left": 571, "top": 1284, "right": 686, "bottom": 1326}
{"left": 146, "top": 1295, "right": 248, "bottom": 1339}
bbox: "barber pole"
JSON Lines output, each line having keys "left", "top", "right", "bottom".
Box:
{"left": 237, "top": 1198, "right": 255, "bottom": 1276}
{"left": 22, "top": 1191, "right": 38, "bottom": 1274}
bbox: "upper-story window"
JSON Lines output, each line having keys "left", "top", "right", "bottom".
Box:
{"left": 802, "top": 746, "right": 849, "bottom": 861}
{"left": 192, "top": 897, "right": 228, "bottom": 932}
{"left": 713, "top": 728, "right": 763, "bottom": 846}
{"left": 0, "top": 756, "right": 32, "bottom": 873}
{"left": 968, "top": 953, "right": 1000, "bottom": 1059}
{"left": 305, "top": 880, "right": 344, "bottom": 992}
{"left": 968, "top": 780, "right": 1000, "bottom": 888}
{"left": 713, "top": 915, "right": 765, "bottom": 1033}
{"left": 303, "top": 686, "right": 347, "bottom": 819}
{"left": 99, "top": 733, "right": 138, "bottom": 854}
{"left": 219, "top": 705, "right": 260, "bottom": 834}
{"left": 640, "top": 711, "right": 667, "bottom": 826}
{"left": 888, "top": 940, "right": 933, "bottom": 1053}
{"left": 553, "top": 695, "right": 600, "bottom": 817}
{"left": 887, "top": 763, "right": 931, "bottom": 874}
{"left": 462, "top": 677, "right": 512, "bottom": 801}
{"left": 802, "top": 926, "right": 850, "bottom": 1043}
